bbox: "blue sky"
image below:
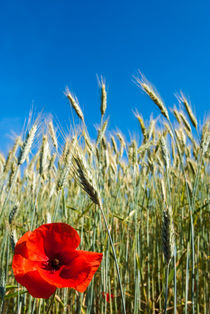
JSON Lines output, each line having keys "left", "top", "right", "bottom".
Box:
{"left": 0, "top": 0, "right": 209, "bottom": 154}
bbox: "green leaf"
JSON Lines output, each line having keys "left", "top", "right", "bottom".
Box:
{"left": 4, "top": 290, "right": 27, "bottom": 299}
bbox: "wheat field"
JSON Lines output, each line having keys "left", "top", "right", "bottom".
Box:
{"left": 0, "top": 76, "right": 209, "bottom": 313}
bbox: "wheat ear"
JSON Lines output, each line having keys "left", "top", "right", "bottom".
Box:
{"left": 48, "top": 121, "right": 58, "bottom": 150}
{"left": 179, "top": 92, "right": 197, "bottom": 129}
{"left": 100, "top": 79, "right": 107, "bottom": 117}
{"left": 39, "top": 135, "right": 49, "bottom": 176}
{"left": 179, "top": 112, "right": 192, "bottom": 133}
{"left": 133, "top": 110, "right": 147, "bottom": 139}
{"left": 135, "top": 74, "right": 169, "bottom": 120}
{"left": 18, "top": 123, "right": 38, "bottom": 165}
{"left": 65, "top": 88, "right": 84, "bottom": 122}
{"left": 72, "top": 151, "right": 102, "bottom": 207}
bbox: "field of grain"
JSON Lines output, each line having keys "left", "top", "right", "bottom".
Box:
{"left": 0, "top": 77, "right": 209, "bottom": 313}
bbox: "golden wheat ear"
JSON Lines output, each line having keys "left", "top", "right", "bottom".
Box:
{"left": 100, "top": 80, "right": 107, "bottom": 117}
{"left": 65, "top": 87, "right": 84, "bottom": 122}
{"left": 162, "top": 206, "right": 175, "bottom": 264}
{"left": 179, "top": 92, "right": 198, "bottom": 129}
{"left": 135, "top": 73, "right": 169, "bottom": 121}
{"left": 17, "top": 122, "right": 38, "bottom": 166}
{"left": 48, "top": 120, "right": 58, "bottom": 151}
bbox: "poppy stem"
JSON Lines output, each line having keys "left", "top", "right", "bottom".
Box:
{"left": 99, "top": 205, "right": 126, "bottom": 314}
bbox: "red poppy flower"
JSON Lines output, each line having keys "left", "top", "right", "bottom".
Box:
{"left": 102, "top": 292, "right": 114, "bottom": 303}
{"left": 12, "top": 223, "right": 103, "bottom": 299}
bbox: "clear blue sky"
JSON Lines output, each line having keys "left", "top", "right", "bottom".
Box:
{"left": 0, "top": 0, "right": 209, "bottom": 154}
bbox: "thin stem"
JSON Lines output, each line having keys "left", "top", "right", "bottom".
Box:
{"left": 168, "top": 119, "right": 195, "bottom": 313}
{"left": 174, "top": 247, "right": 177, "bottom": 314}
{"left": 164, "top": 263, "right": 170, "bottom": 314}
{"left": 30, "top": 177, "right": 41, "bottom": 230}
{"left": 185, "top": 243, "right": 190, "bottom": 314}
{"left": 99, "top": 205, "right": 126, "bottom": 314}
{"left": 52, "top": 190, "right": 62, "bottom": 222}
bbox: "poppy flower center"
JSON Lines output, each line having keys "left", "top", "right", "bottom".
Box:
{"left": 42, "top": 256, "right": 63, "bottom": 272}
{"left": 50, "top": 258, "right": 60, "bottom": 270}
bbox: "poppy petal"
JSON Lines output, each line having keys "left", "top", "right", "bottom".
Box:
{"left": 70, "top": 251, "right": 103, "bottom": 292}
{"left": 43, "top": 223, "right": 81, "bottom": 256}
{"left": 15, "top": 271, "right": 56, "bottom": 299}
{"left": 12, "top": 254, "right": 56, "bottom": 298}
{"left": 38, "top": 250, "right": 103, "bottom": 292}
{"left": 12, "top": 253, "right": 39, "bottom": 276}
{"left": 25, "top": 228, "right": 48, "bottom": 261}
{"left": 14, "top": 231, "right": 31, "bottom": 258}
{"left": 16, "top": 231, "right": 31, "bottom": 245}
{"left": 26, "top": 223, "right": 80, "bottom": 260}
